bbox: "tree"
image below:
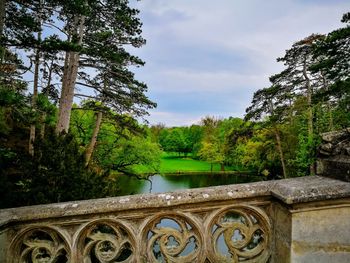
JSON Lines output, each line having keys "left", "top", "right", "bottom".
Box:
{"left": 29, "top": 0, "right": 44, "bottom": 156}
{"left": 0, "top": 87, "right": 110, "bottom": 208}
{"left": 199, "top": 116, "right": 225, "bottom": 171}
{"left": 185, "top": 124, "right": 203, "bottom": 157}
{"left": 224, "top": 120, "right": 253, "bottom": 168}
{"left": 311, "top": 12, "right": 350, "bottom": 128}
{"left": 70, "top": 105, "right": 160, "bottom": 175}
{"left": 149, "top": 123, "right": 165, "bottom": 143}
{"left": 27, "top": 131, "right": 111, "bottom": 205}
{"left": 56, "top": 0, "right": 149, "bottom": 133}
{"left": 1, "top": 0, "right": 75, "bottom": 154}
{"left": 81, "top": 90, "right": 153, "bottom": 165}
{"left": 245, "top": 86, "right": 288, "bottom": 178}
{"left": 270, "top": 34, "right": 326, "bottom": 175}
{"left": 198, "top": 141, "right": 223, "bottom": 172}
{"left": 160, "top": 128, "right": 187, "bottom": 155}
{"left": 98, "top": 136, "right": 161, "bottom": 176}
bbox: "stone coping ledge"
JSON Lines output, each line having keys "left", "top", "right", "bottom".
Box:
{"left": 271, "top": 176, "right": 350, "bottom": 204}
{"left": 0, "top": 176, "right": 349, "bottom": 228}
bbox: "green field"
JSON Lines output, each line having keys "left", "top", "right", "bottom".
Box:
{"left": 158, "top": 153, "right": 240, "bottom": 174}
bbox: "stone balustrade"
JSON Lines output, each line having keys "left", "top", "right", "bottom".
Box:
{"left": 0, "top": 176, "right": 350, "bottom": 263}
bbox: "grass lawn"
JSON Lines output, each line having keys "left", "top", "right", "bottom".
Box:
{"left": 159, "top": 152, "right": 240, "bottom": 173}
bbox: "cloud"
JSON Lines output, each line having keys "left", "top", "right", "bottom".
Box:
{"left": 131, "top": 0, "right": 350, "bottom": 126}
{"left": 145, "top": 111, "right": 202, "bottom": 127}
{"left": 147, "top": 69, "right": 264, "bottom": 93}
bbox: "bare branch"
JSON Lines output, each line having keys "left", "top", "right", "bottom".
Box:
{"left": 43, "top": 22, "right": 68, "bottom": 36}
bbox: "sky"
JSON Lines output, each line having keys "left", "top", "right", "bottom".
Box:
{"left": 129, "top": 0, "right": 350, "bottom": 127}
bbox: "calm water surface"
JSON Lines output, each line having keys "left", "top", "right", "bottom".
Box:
{"left": 116, "top": 173, "right": 262, "bottom": 196}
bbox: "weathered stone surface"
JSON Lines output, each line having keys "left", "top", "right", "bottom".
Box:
{"left": 270, "top": 202, "right": 292, "bottom": 263}
{"left": 0, "top": 180, "right": 272, "bottom": 227}
{"left": 317, "top": 157, "right": 350, "bottom": 182}
{"left": 319, "top": 128, "right": 350, "bottom": 156}
{"left": 317, "top": 128, "right": 350, "bottom": 182}
{"left": 290, "top": 205, "right": 350, "bottom": 263}
{"left": 1, "top": 176, "right": 348, "bottom": 228}
{"left": 320, "top": 142, "right": 334, "bottom": 154}
{"left": 321, "top": 128, "right": 350, "bottom": 144}
{"left": 0, "top": 181, "right": 274, "bottom": 263}
{"left": 271, "top": 176, "right": 350, "bottom": 204}
{"left": 0, "top": 230, "right": 7, "bottom": 262}
{"left": 269, "top": 177, "right": 350, "bottom": 263}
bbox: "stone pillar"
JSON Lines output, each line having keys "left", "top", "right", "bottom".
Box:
{"left": 271, "top": 176, "right": 350, "bottom": 263}
{"left": 271, "top": 201, "right": 292, "bottom": 263}
{"left": 290, "top": 203, "right": 350, "bottom": 262}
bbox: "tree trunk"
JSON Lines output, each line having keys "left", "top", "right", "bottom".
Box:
{"left": 85, "top": 111, "right": 103, "bottom": 167}
{"left": 40, "top": 113, "right": 46, "bottom": 138}
{"left": 303, "top": 61, "right": 313, "bottom": 136}
{"left": 220, "top": 163, "right": 225, "bottom": 171}
{"left": 56, "top": 15, "right": 85, "bottom": 133}
{"left": 40, "top": 59, "right": 53, "bottom": 139}
{"left": 321, "top": 73, "right": 334, "bottom": 131}
{"left": 268, "top": 99, "right": 287, "bottom": 178}
{"left": 0, "top": 0, "right": 5, "bottom": 63}
{"left": 328, "top": 104, "right": 334, "bottom": 131}
{"left": 56, "top": 46, "right": 70, "bottom": 133}
{"left": 29, "top": 29, "right": 41, "bottom": 156}
{"left": 56, "top": 53, "right": 76, "bottom": 133}
{"left": 0, "top": 0, "right": 5, "bottom": 40}
{"left": 302, "top": 59, "right": 315, "bottom": 175}
{"left": 274, "top": 127, "right": 287, "bottom": 178}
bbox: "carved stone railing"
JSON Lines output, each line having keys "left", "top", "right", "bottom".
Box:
{"left": 1, "top": 176, "right": 350, "bottom": 263}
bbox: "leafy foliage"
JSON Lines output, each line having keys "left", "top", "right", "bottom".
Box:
{"left": 0, "top": 0, "right": 158, "bottom": 208}
{"left": 25, "top": 131, "right": 111, "bottom": 205}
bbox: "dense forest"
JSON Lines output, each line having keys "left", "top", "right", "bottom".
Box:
{"left": 0, "top": 1, "right": 349, "bottom": 208}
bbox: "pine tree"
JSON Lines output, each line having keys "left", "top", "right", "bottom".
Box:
{"left": 56, "top": 0, "right": 150, "bottom": 133}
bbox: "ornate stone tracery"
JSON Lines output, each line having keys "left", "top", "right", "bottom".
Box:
{"left": 8, "top": 205, "right": 270, "bottom": 263}
{"left": 142, "top": 213, "right": 204, "bottom": 262}
{"left": 10, "top": 226, "right": 70, "bottom": 263}
{"left": 75, "top": 219, "right": 136, "bottom": 263}
{"left": 208, "top": 205, "right": 271, "bottom": 263}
